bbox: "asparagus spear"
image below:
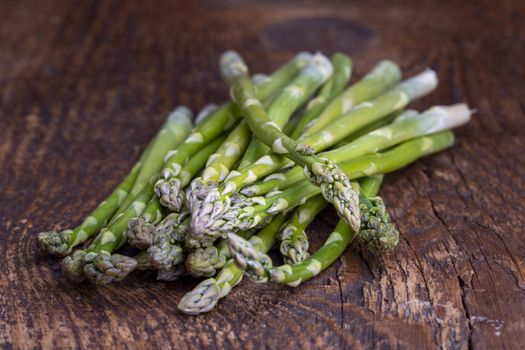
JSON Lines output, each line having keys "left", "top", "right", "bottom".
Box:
{"left": 136, "top": 246, "right": 188, "bottom": 281}
{"left": 63, "top": 177, "right": 157, "bottom": 283}
{"left": 155, "top": 52, "right": 313, "bottom": 198}
{"left": 220, "top": 51, "right": 362, "bottom": 234}
{"left": 228, "top": 175, "right": 390, "bottom": 285}
{"left": 38, "top": 157, "right": 143, "bottom": 257}
{"left": 296, "top": 69, "right": 439, "bottom": 154}
{"left": 243, "top": 104, "right": 471, "bottom": 196}
{"left": 114, "top": 107, "right": 193, "bottom": 215}
{"left": 128, "top": 135, "right": 226, "bottom": 248}
{"left": 188, "top": 53, "right": 334, "bottom": 238}
{"left": 135, "top": 250, "right": 154, "bottom": 271}
{"left": 279, "top": 194, "right": 328, "bottom": 264}
{"left": 213, "top": 131, "right": 456, "bottom": 235}
{"left": 177, "top": 213, "right": 288, "bottom": 315}
{"left": 302, "top": 60, "right": 402, "bottom": 136}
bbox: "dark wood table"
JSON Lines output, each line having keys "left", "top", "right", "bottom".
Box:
{"left": 1, "top": 0, "right": 524, "bottom": 349}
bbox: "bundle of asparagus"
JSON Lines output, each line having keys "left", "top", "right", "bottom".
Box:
{"left": 37, "top": 51, "right": 472, "bottom": 315}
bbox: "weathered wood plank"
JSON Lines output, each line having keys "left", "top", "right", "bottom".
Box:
{"left": 1, "top": 0, "right": 524, "bottom": 349}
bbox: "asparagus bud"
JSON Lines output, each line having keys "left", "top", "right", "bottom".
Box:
{"left": 177, "top": 278, "right": 221, "bottom": 315}
{"left": 227, "top": 232, "right": 273, "bottom": 283}
{"left": 358, "top": 196, "right": 399, "bottom": 251}
{"left": 83, "top": 253, "right": 137, "bottom": 284}
{"left": 185, "top": 246, "right": 227, "bottom": 277}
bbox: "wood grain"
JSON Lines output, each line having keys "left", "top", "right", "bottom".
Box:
{"left": 1, "top": 0, "right": 524, "bottom": 349}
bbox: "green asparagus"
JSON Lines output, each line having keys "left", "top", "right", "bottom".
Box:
{"left": 63, "top": 177, "right": 157, "bottom": 283}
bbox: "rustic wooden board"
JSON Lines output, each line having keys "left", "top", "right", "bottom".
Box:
{"left": 1, "top": 0, "right": 524, "bottom": 349}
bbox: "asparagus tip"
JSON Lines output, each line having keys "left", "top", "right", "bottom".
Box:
{"left": 127, "top": 217, "right": 156, "bottom": 249}
{"left": 304, "top": 160, "right": 361, "bottom": 231}
{"left": 185, "top": 246, "right": 227, "bottom": 278}
{"left": 37, "top": 230, "right": 71, "bottom": 257}
{"left": 83, "top": 253, "right": 137, "bottom": 284}
{"left": 135, "top": 251, "right": 154, "bottom": 271}
{"left": 178, "top": 278, "right": 221, "bottom": 315}
{"left": 147, "top": 239, "right": 184, "bottom": 270}
{"left": 227, "top": 233, "right": 272, "bottom": 282}
{"left": 359, "top": 196, "right": 400, "bottom": 252}
{"left": 280, "top": 236, "right": 310, "bottom": 265}
{"left": 154, "top": 178, "right": 185, "bottom": 212}
{"left": 62, "top": 250, "right": 87, "bottom": 282}
{"left": 187, "top": 180, "right": 230, "bottom": 238}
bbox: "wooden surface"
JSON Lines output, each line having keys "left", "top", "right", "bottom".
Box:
{"left": 1, "top": 0, "right": 524, "bottom": 349}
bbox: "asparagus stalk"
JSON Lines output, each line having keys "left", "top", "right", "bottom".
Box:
{"left": 177, "top": 213, "right": 288, "bottom": 315}
{"left": 243, "top": 104, "right": 471, "bottom": 196}
{"left": 214, "top": 131, "right": 456, "bottom": 235}
{"left": 115, "top": 107, "right": 193, "bottom": 215}
{"left": 220, "top": 51, "right": 362, "bottom": 234}
{"left": 296, "top": 69, "right": 439, "bottom": 154}
{"left": 189, "top": 53, "right": 334, "bottom": 237}
{"left": 63, "top": 177, "right": 157, "bottom": 283}
{"left": 302, "top": 60, "right": 402, "bottom": 136}
{"left": 37, "top": 156, "right": 143, "bottom": 257}
{"left": 279, "top": 194, "right": 328, "bottom": 264}
{"left": 289, "top": 53, "right": 352, "bottom": 140}
{"left": 275, "top": 177, "right": 397, "bottom": 285}
{"left": 333, "top": 109, "right": 418, "bottom": 148}
{"left": 228, "top": 175, "right": 391, "bottom": 285}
